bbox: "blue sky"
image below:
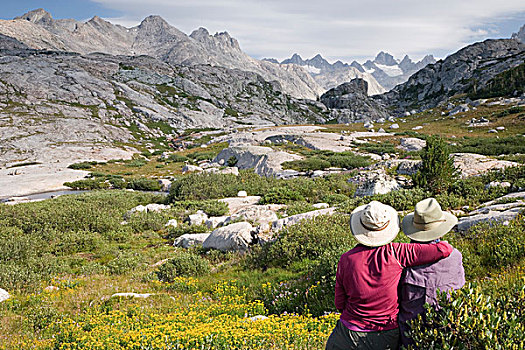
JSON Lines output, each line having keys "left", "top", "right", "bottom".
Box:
{"left": 1, "top": 0, "right": 524, "bottom": 63}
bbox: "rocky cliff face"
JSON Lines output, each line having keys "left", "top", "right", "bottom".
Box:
{"left": 0, "top": 9, "right": 323, "bottom": 100}
{"left": 512, "top": 24, "right": 525, "bottom": 43}
{"left": 0, "top": 35, "right": 327, "bottom": 167}
{"left": 279, "top": 53, "right": 385, "bottom": 95}
{"left": 320, "top": 79, "right": 389, "bottom": 123}
{"left": 379, "top": 39, "right": 525, "bottom": 111}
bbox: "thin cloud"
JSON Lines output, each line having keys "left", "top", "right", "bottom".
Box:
{"left": 93, "top": 0, "right": 525, "bottom": 62}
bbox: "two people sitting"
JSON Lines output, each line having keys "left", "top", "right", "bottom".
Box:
{"left": 326, "top": 198, "right": 465, "bottom": 350}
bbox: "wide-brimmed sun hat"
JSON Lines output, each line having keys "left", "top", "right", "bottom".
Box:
{"left": 402, "top": 198, "right": 458, "bottom": 242}
{"left": 350, "top": 201, "right": 400, "bottom": 247}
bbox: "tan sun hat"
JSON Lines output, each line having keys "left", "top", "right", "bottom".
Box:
{"left": 402, "top": 198, "right": 458, "bottom": 242}
{"left": 350, "top": 201, "right": 400, "bottom": 247}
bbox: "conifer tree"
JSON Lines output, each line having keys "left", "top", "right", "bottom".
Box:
{"left": 413, "top": 135, "right": 458, "bottom": 194}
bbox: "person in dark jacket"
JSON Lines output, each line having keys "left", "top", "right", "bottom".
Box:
{"left": 398, "top": 198, "right": 465, "bottom": 349}
{"left": 325, "top": 201, "right": 454, "bottom": 350}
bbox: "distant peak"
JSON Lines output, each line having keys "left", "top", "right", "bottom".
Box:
{"left": 190, "top": 27, "right": 210, "bottom": 40}
{"left": 374, "top": 51, "right": 397, "bottom": 66}
{"left": 281, "top": 53, "right": 305, "bottom": 65}
{"left": 139, "top": 15, "right": 169, "bottom": 27}
{"left": 15, "top": 8, "right": 53, "bottom": 23}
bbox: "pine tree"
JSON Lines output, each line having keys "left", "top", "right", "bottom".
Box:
{"left": 413, "top": 135, "right": 458, "bottom": 194}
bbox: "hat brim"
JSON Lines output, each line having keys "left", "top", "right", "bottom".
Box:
{"left": 350, "top": 204, "right": 400, "bottom": 247}
{"left": 402, "top": 212, "right": 458, "bottom": 242}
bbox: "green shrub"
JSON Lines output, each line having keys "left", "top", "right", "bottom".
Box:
{"left": 173, "top": 200, "right": 229, "bottom": 217}
{"left": 166, "top": 154, "right": 188, "bottom": 163}
{"left": 359, "top": 142, "right": 396, "bottom": 155}
{"left": 414, "top": 135, "right": 458, "bottom": 194}
{"left": 126, "top": 178, "right": 161, "bottom": 191}
{"left": 282, "top": 157, "right": 331, "bottom": 171}
{"left": 409, "top": 277, "right": 525, "bottom": 349}
{"left": 260, "top": 187, "right": 305, "bottom": 204}
{"left": 64, "top": 179, "right": 110, "bottom": 190}
{"left": 67, "top": 161, "right": 98, "bottom": 170}
{"left": 284, "top": 202, "right": 318, "bottom": 216}
{"left": 326, "top": 153, "right": 371, "bottom": 169}
{"left": 156, "top": 252, "right": 210, "bottom": 280}
{"left": 167, "top": 224, "right": 209, "bottom": 240}
{"left": 322, "top": 193, "right": 350, "bottom": 205}
{"left": 106, "top": 252, "right": 143, "bottom": 275}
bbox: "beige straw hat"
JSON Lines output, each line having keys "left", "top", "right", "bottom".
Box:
{"left": 350, "top": 201, "right": 400, "bottom": 247}
{"left": 402, "top": 198, "right": 458, "bottom": 242}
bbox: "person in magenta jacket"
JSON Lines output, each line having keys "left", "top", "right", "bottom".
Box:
{"left": 325, "top": 201, "right": 453, "bottom": 350}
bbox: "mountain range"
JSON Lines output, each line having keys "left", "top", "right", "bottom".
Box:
{"left": 272, "top": 52, "right": 436, "bottom": 93}
{"left": 0, "top": 9, "right": 324, "bottom": 100}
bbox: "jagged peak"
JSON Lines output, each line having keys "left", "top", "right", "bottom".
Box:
{"left": 374, "top": 51, "right": 397, "bottom": 66}
{"left": 400, "top": 55, "right": 412, "bottom": 64}
{"left": 139, "top": 15, "right": 170, "bottom": 28}
{"left": 190, "top": 27, "right": 210, "bottom": 38}
{"left": 15, "top": 8, "right": 53, "bottom": 23}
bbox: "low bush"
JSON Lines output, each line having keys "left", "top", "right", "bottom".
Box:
{"left": 126, "top": 178, "right": 161, "bottom": 191}
{"left": 173, "top": 200, "right": 229, "bottom": 217}
{"left": 282, "top": 152, "right": 371, "bottom": 172}
{"left": 167, "top": 224, "right": 209, "bottom": 240}
{"left": 260, "top": 187, "right": 305, "bottom": 204}
{"left": 64, "top": 179, "right": 110, "bottom": 190}
{"left": 67, "top": 161, "right": 98, "bottom": 170}
{"left": 284, "top": 202, "right": 318, "bottom": 216}
{"left": 166, "top": 154, "right": 188, "bottom": 163}
{"left": 106, "top": 252, "right": 144, "bottom": 275}
{"left": 408, "top": 276, "right": 525, "bottom": 349}
{"left": 156, "top": 252, "right": 210, "bottom": 280}
{"left": 450, "top": 136, "right": 525, "bottom": 156}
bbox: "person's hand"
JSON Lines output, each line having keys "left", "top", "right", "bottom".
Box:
{"left": 436, "top": 241, "right": 453, "bottom": 257}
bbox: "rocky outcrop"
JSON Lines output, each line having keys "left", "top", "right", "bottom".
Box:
{"left": 202, "top": 222, "right": 255, "bottom": 252}
{"left": 350, "top": 170, "right": 402, "bottom": 197}
{"left": 452, "top": 153, "right": 517, "bottom": 177}
{"left": 320, "top": 79, "right": 389, "bottom": 123}
{"left": 174, "top": 233, "right": 211, "bottom": 248}
{"left": 380, "top": 39, "right": 525, "bottom": 111}
{"left": 397, "top": 138, "right": 426, "bottom": 152}
{"left": 512, "top": 24, "right": 525, "bottom": 44}
{"left": 213, "top": 145, "right": 302, "bottom": 177}
{"left": 456, "top": 191, "right": 525, "bottom": 232}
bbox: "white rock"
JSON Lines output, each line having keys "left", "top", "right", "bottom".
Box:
{"left": 174, "top": 233, "right": 211, "bottom": 248}
{"left": 0, "top": 288, "right": 10, "bottom": 303}
{"left": 389, "top": 123, "right": 400, "bottom": 129}
{"left": 412, "top": 126, "right": 423, "bottom": 130}
{"left": 219, "top": 196, "right": 262, "bottom": 215}
{"left": 496, "top": 126, "right": 505, "bottom": 131}
{"left": 485, "top": 181, "right": 511, "bottom": 189}
{"left": 158, "top": 179, "right": 172, "bottom": 191}
{"left": 488, "top": 129, "right": 498, "bottom": 133}
{"left": 457, "top": 208, "right": 523, "bottom": 232}
{"left": 187, "top": 211, "right": 208, "bottom": 226}
{"left": 165, "top": 219, "right": 178, "bottom": 228}
{"left": 111, "top": 293, "right": 153, "bottom": 299}
{"left": 124, "top": 203, "right": 171, "bottom": 219}
{"left": 313, "top": 203, "right": 330, "bottom": 209}
{"left": 182, "top": 164, "right": 203, "bottom": 173}
{"left": 227, "top": 206, "right": 279, "bottom": 225}
{"left": 378, "top": 128, "right": 386, "bottom": 133}
{"left": 205, "top": 216, "right": 229, "bottom": 229}
{"left": 311, "top": 170, "right": 326, "bottom": 178}
{"left": 44, "top": 286, "right": 59, "bottom": 292}
{"left": 237, "top": 190, "right": 248, "bottom": 197}
{"left": 203, "top": 222, "right": 254, "bottom": 252}
{"left": 221, "top": 167, "right": 239, "bottom": 176}
{"left": 397, "top": 138, "right": 426, "bottom": 152}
